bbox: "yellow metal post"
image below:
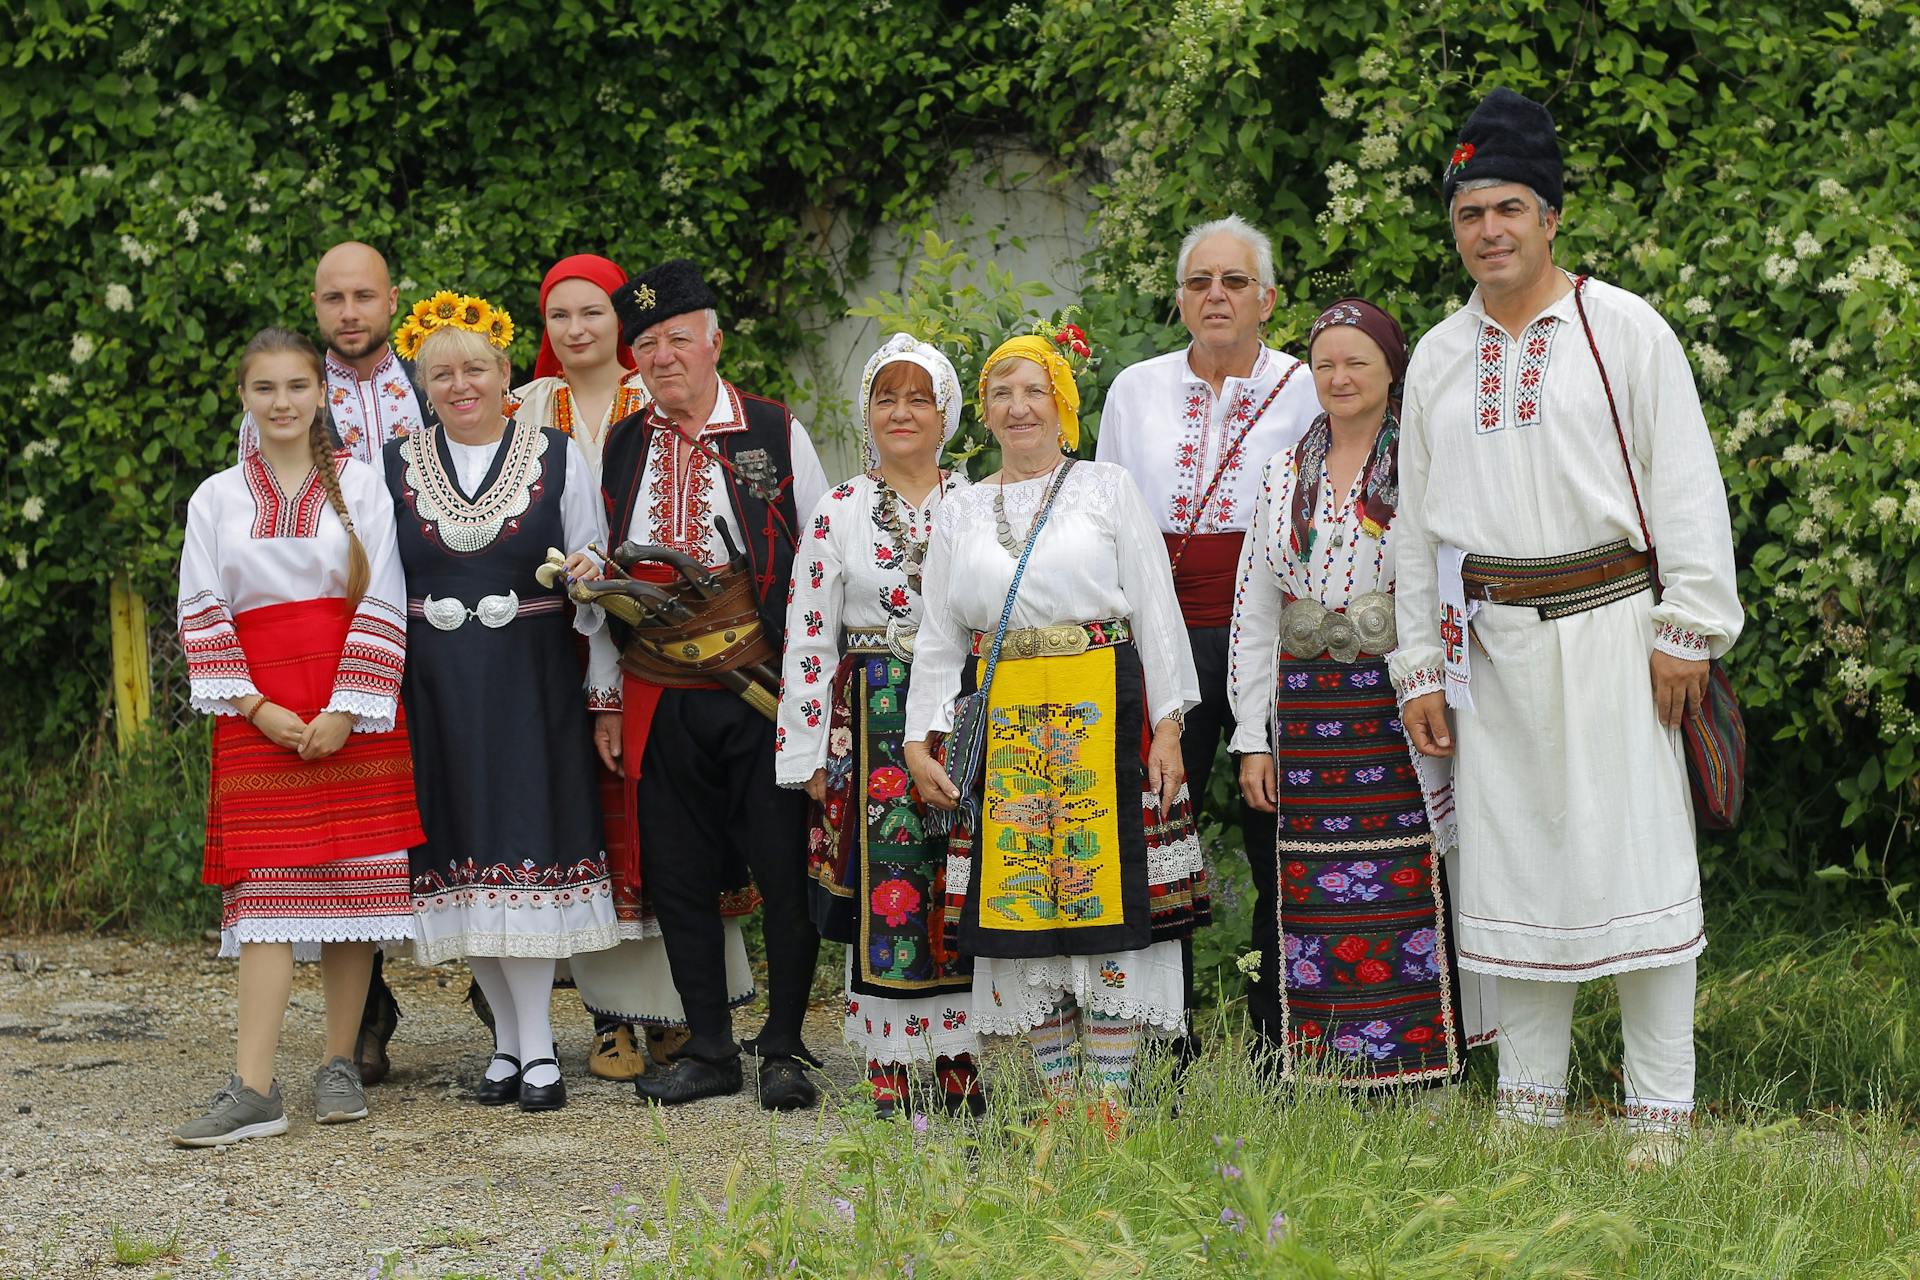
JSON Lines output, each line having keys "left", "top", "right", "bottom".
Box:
{"left": 108, "top": 575, "right": 152, "bottom": 752}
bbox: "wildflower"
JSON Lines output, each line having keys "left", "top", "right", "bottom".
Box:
{"left": 1357, "top": 47, "right": 1392, "bottom": 82}
{"left": 830, "top": 1197, "right": 855, "bottom": 1224}
{"left": 20, "top": 496, "right": 43, "bottom": 523}
{"left": 1793, "top": 231, "right": 1822, "bottom": 258}
{"left": 1234, "top": 949, "right": 1262, "bottom": 980}
{"left": 610, "top": 1183, "right": 623, "bottom": 1196}
{"left": 105, "top": 283, "right": 134, "bottom": 312}
{"left": 1764, "top": 226, "right": 1786, "bottom": 248}
{"left": 1850, "top": 0, "right": 1884, "bottom": 19}
{"left": 176, "top": 207, "right": 198, "bottom": 243}
{"left": 1781, "top": 444, "right": 1815, "bottom": 466}
{"left": 1323, "top": 90, "right": 1357, "bottom": 120}
{"left": 1817, "top": 177, "right": 1851, "bottom": 203}
{"left": 1218, "top": 1162, "right": 1243, "bottom": 1180}
{"left": 1266, "top": 1209, "right": 1289, "bottom": 1243}
{"left": 912, "top": 1113, "right": 929, "bottom": 1134}
{"left": 1787, "top": 337, "right": 1814, "bottom": 364}
{"left": 245, "top": 234, "right": 263, "bottom": 255}
{"left": 46, "top": 373, "right": 71, "bottom": 396}
{"left": 1221, "top": 1206, "right": 1247, "bottom": 1233}
{"left": 69, "top": 333, "right": 96, "bottom": 365}
{"left": 223, "top": 261, "right": 245, "bottom": 284}
{"left": 1683, "top": 296, "right": 1710, "bottom": 316}
{"left": 118, "top": 234, "right": 158, "bottom": 265}
{"left": 1873, "top": 496, "right": 1899, "bottom": 521}
{"left": 1325, "top": 161, "right": 1358, "bottom": 194}
{"left": 13, "top": 548, "right": 26, "bottom": 571}
{"left": 1761, "top": 255, "right": 1798, "bottom": 284}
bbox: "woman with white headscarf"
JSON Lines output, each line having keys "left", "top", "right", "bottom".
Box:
{"left": 776, "top": 333, "right": 978, "bottom": 1118}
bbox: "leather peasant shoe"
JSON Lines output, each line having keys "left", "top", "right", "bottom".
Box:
{"left": 647, "top": 1024, "right": 692, "bottom": 1068}
{"left": 758, "top": 1056, "right": 819, "bottom": 1112}
{"left": 353, "top": 964, "right": 402, "bottom": 1086}
{"left": 588, "top": 1024, "right": 647, "bottom": 1081}
{"left": 517, "top": 1058, "right": 567, "bottom": 1112}
{"left": 474, "top": 1053, "right": 522, "bottom": 1106}
{"left": 633, "top": 1055, "right": 743, "bottom": 1106}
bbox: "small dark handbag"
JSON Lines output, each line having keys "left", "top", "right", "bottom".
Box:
{"left": 924, "top": 460, "right": 1077, "bottom": 839}
{"left": 1573, "top": 278, "right": 1746, "bottom": 829}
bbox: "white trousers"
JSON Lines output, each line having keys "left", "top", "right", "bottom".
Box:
{"left": 1494, "top": 958, "right": 1696, "bottom": 1132}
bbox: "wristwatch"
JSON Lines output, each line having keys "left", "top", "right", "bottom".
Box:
{"left": 1158, "top": 708, "right": 1185, "bottom": 732}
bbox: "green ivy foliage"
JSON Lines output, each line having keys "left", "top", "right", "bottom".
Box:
{"left": 0, "top": 0, "right": 1017, "bottom": 742}
{"left": 2, "top": 0, "right": 1915, "bottom": 909}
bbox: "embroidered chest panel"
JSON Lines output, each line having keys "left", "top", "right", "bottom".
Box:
{"left": 327, "top": 354, "right": 422, "bottom": 457}
{"left": 1171, "top": 351, "right": 1270, "bottom": 533}
{"left": 399, "top": 425, "right": 549, "bottom": 554}
{"left": 1473, "top": 317, "right": 1561, "bottom": 434}
{"left": 244, "top": 454, "right": 332, "bottom": 539}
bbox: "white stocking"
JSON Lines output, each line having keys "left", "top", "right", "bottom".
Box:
{"left": 468, "top": 957, "right": 520, "bottom": 1081}
{"left": 500, "top": 957, "right": 560, "bottom": 1088}
{"left": 1617, "top": 959, "right": 1697, "bottom": 1132}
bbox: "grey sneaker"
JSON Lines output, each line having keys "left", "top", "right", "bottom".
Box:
{"left": 313, "top": 1055, "right": 369, "bottom": 1124}
{"left": 170, "top": 1076, "right": 287, "bottom": 1148}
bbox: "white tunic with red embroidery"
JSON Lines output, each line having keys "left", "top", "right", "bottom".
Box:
{"left": 178, "top": 453, "right": 415, "bottom": 957}
{"left": 236, "top": 347, "right": 426, "bottom": 465}
{"left": 1389, "top": 276, "right": 1742, "bottom": 982}
{"left": 1096, "top": 344, "right": 1320, "bottom": 536}
{"left": 621, "top": 380, "right": 829, "bottom": 568}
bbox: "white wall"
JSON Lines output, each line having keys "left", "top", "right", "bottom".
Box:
{"left": 782, "top": 140, "right": 1094, "bottom": 483}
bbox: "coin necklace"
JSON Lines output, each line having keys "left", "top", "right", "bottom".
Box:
{"left": 994, "top": 460, "right": 1062, "bottom": 558}
{"left": 871, "top": 471, "right": 941, "bottom": 595}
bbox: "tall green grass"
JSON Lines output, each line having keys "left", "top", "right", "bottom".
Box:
{"left": 0, "top": 723, "right": 215, "bottom": 935}
{"left": 422, "top": 1044, "right": 1920, "bottom": 1280}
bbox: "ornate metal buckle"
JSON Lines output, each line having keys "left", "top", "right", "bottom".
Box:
{"left": 884, "top": 616, "right": 918, "bottom": 663}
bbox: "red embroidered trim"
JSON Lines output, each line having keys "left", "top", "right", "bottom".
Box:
{"left": 244, "top": 454, "right": 331, "bottom": 540}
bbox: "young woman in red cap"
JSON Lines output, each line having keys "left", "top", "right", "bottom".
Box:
{"left": 513, "top": 254, "right": 755, "bottom": 1082}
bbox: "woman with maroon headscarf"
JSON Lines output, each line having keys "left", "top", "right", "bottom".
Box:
{"left": 514, "top": 254, "right": 755, "bottom": 1081}
{"left": 1226, "top": 298, "right": 1492, "bottom": 1088}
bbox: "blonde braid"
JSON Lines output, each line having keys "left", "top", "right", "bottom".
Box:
{"left": 310, "top": 414, "right": 371, "bottom": 608}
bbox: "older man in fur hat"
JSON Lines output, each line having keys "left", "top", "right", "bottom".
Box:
{"left": 1391, "top": 88, "right": 1741, "bottom": 1166}
{"left": 595, "top": 260, "right": 829, "bottom": 1109}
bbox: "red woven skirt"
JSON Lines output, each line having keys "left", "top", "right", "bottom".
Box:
{"left": 203, "top": 598, "right": 425, "bottom": 887}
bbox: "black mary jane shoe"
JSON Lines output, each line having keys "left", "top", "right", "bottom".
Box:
{"left": 517, "top": 1058, "right": 567, "bottom": 1112}
{"left": 758, "top": 1055, "right": 820, "bottom": 1112}
{"left": 633, "top": 1054, "right": 743, "bottom": 1106}
{"left": 474, "top": 1053, "right": 522, "bottom": 1106}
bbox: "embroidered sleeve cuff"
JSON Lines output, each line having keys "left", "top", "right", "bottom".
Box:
{"left": 1393, "top": 664, "right": 1445, "bottom": 701}
{"left": 324, "top": 689, "right": 398, "bottom": 734}
{"left": 1652, "top": 620, "right": 1714, "bottom": 660}
{"left": 190, "top": 679, "right": 262, "bottom": 717}
{"left": 587, "top": 684, "right": 623, "bottom": 712}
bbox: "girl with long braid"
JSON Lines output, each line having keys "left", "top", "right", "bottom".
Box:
{"left": 172, "top": 328, "right": 423, "bottom": 1147}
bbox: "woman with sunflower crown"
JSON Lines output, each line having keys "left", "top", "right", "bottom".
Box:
{"left": 383, "top": 292, "right": 621, "bottom": 1113}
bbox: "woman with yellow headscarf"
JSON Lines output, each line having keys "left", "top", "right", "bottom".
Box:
{"left": 902, "top": 333, "right": 1206, "bottom": 1118}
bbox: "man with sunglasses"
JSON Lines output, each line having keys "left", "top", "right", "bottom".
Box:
{"left": 1097, "top": 214, "right": 1319, "bottom": 1046}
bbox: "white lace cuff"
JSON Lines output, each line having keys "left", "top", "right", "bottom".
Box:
{"left": 191, "top": 679, "right": 261, "bottom": 717}
{"left": 324, "top": 689, "right": 398, "bottom": 734}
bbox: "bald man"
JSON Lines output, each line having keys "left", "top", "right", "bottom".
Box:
{"left": 236, "top": 241, "right": 431, "bottom": 462}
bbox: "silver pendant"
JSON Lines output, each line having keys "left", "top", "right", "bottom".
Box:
{"left": 1331, "top": 533, "right": 1346, "bottom": 548}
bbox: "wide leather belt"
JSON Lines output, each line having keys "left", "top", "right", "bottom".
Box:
{"left": 843, "top": 617, "right": 918, "bottom": 663}
{"left": 1278, "top": 591, "right": 1394, "bottom": 663}
{"left": 1463, "top": 540, "right": 1653, "bottom": 620}
{"left": 970, "top": 617, "right": 1131, "bottom": 659}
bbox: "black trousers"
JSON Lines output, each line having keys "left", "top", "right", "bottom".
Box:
{"left": 1182, "top": 625, "right": 1281, "bottom": 1034}
{"left": 636, "top": 688, "right": 819, "bottom": 1064}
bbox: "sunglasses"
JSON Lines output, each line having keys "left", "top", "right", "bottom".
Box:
{"left": 1180, "top": 272, "right": 1262, "bottom": 293}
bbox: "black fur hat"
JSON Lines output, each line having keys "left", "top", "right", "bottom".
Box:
{"left": 1441, "top": 87, "right": 1564, "bottom": 213}
{"left": 612, "top": 259, "right": 720, "bottom": 346}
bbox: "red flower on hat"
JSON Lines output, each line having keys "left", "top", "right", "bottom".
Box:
{"left": 1448, "top": 142, "right": 1476, "bottom": 174}
{"left": 1053, "top": 323, "right": 1091, "bottom": 359}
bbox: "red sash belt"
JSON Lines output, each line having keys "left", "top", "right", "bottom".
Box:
{"left": 203, "top": 598, "right": 423, "bottom": 886}
{"left": 1164, "top": 530, "right": 1245, "bottom": 629}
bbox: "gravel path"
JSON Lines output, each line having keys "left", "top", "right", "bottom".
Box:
{"left": 0, "top": 933, "right": 863, "bottom": 1279}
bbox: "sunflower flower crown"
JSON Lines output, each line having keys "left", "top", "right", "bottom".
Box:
{"left": 394, "top": 290, "right": 515, "bottom": 360}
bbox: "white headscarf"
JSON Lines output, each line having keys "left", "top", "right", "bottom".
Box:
{"left": 858, "top": 332, "right": 963, "bottom": 472}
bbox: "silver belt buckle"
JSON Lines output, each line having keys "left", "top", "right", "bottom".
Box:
{"left": 884, "top": 616, "right": 918, "bottom": 663}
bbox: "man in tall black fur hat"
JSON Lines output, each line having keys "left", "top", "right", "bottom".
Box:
{"left": 595, "top": 259, "right": 829, "bottom": 1108}
{"left": 1392, "top": 87, "right": 1741, "bottom": 1167}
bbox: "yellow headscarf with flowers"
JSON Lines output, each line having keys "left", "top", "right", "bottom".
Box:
{"left": 978, "top": 334, "right": 1082, "bottom": 452}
